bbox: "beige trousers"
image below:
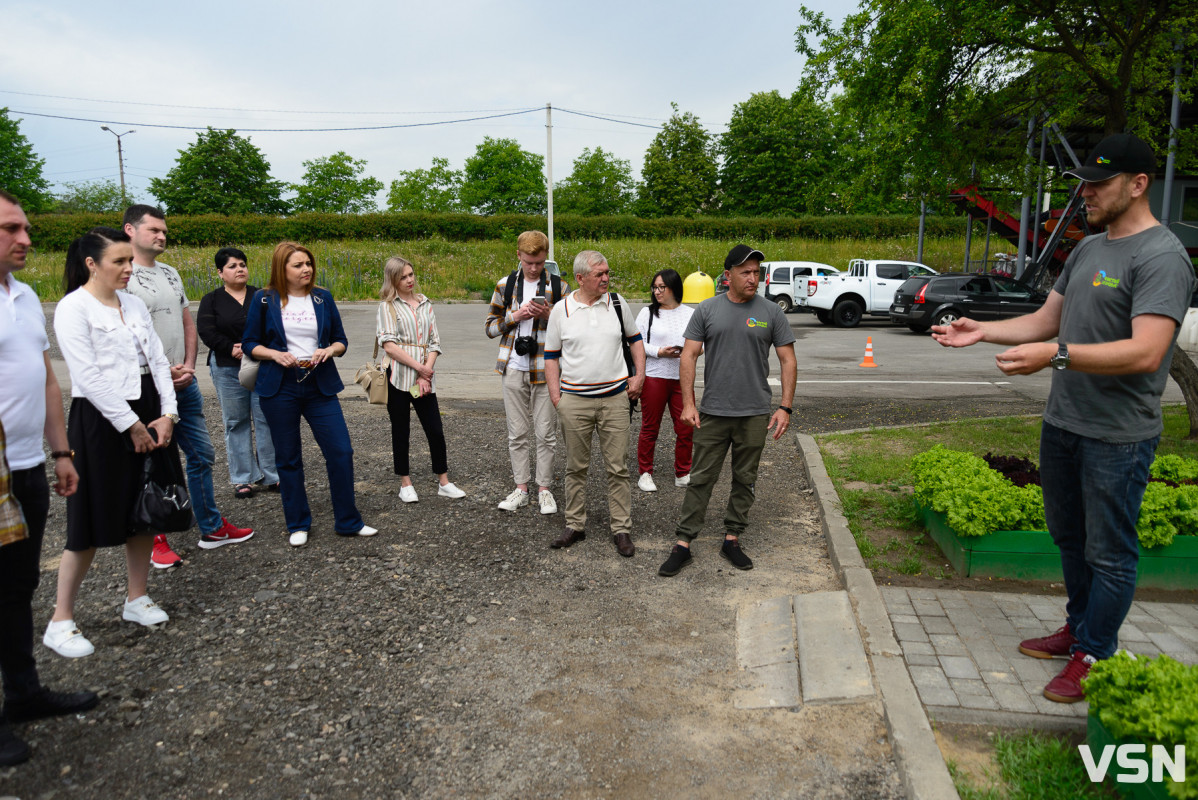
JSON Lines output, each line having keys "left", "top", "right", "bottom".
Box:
{"left": 556, "top": 392, "right": 631, "bottom": 535}
{"left": 501, "top": 368, "right": 557, "bottom": 488}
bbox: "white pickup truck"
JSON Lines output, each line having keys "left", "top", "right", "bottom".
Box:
{"left": 805, "top": 259, "right": 938, "bottom": 327}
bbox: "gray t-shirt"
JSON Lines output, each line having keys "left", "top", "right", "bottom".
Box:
{"left": 684, "top": 293, "right": 795, "bottom": 416}
{"left": 126, "top": 262, "right": 189, "bottom": 366}
{"left": 1045, "top": 225, "right": 1195, "bottom": 443}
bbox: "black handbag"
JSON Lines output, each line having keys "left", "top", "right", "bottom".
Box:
{"left": 131, "top": 451, "right": 195, "bottom": 533}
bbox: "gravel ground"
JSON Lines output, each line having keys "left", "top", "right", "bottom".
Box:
{"left": 3, "top": 393, "right": 905, "bottom": 800}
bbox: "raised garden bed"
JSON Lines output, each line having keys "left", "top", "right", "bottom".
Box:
{"left": 1087, "top": 713, "right": 1178, "bottom": 800}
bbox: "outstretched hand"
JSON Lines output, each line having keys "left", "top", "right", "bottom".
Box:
{"left": 931, "top": 317, "right": 984, "bottom": 348}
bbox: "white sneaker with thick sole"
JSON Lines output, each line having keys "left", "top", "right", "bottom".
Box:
{"left": 675, "top": 474, "right": 691, "bottom": 487}
{"left": 538, "top": 489, "right": 558, "bottom": 515}
{"left": 122, "top": 595, "right": 169, "bottom": 627}
{"left": 398, "top": 485, "right": 418, "bottom": 503}
{"left": 638, "top": 473, "right": 658, "bottom": 492}
{"left": 43, "top": 620, "right": 95, "bottom": 658}
{"left": 438, "top": 482, "right": 466, "bottom": 499}
{"left": 498, "top": 488, "right": 529, "bottom": 511}
{"left": 355, "top": 525, "right": 378, "bottom": 537}
{"left": 289, "top": 530, "right": 308, "bottom": 547}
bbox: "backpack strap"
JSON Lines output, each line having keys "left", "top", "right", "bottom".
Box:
{"left": 501, "top": 269, "right": 520, "bottom": 312}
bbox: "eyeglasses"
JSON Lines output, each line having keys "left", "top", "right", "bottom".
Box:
{"left": 652, "top": 284, "right": 668, "bottom": 292}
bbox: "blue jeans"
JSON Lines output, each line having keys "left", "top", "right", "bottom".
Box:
{"left": 259, "top": 371, "right": 363, "bottom": 534}
{"left": 1040, "top": 421, "right": 1158, "bottom": 660}
{"left": 174, "top": 379, "right": 223, "bottom": 535}
{"left": 210, "top": 364, "right": 278, "bottom": 486}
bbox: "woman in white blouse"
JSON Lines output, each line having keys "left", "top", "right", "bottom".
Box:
{"left": 376, "top": 256, "right": 464, "bottom": 502}
{"left": 634, "top": 269, "right": 696, "bottom": 493}
{"left": 44, "top": 227, "right": 181, "bottom": 658}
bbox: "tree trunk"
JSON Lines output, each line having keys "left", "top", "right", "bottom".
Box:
{"left": 1168, "top": 348, "right": 1198, "bottom": 439}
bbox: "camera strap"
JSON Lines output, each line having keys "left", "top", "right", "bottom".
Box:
{"left": 503, "top": 269, "right": 562, "bottom": 334}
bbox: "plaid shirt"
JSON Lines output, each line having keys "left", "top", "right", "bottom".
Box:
{"left": 0, "top": 419, "right": 28, "bottom": 547}
{"left": 485, "top": 271, "right": 568, "bottom": 385}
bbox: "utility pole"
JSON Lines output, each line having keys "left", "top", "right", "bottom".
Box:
{"left": 101, "top": 126, "right": 134, "bottom": 205}
{"left": 545, "top": 103, "right": 554, "bottom": 262}
{"left": 1161, "top": 42, "right": 1183, "bottom": 227}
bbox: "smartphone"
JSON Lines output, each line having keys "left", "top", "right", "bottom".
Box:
{"left": 531, "top": 296, "right": 549, "bottom": 306}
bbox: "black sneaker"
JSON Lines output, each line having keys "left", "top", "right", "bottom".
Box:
{"left": 4, "top": 687, "right": 100, "bottom": 723}
{"left": 720, "top": 539, "right": 754, "bottom": 570}
{"left": 658, "top": 545, "right": 693, "bottom": 577}
{"left": 0, "top": 723, "right": 30, "bottom": 767}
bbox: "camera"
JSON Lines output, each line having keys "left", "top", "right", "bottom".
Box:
{"left": 514, "top": 336, "right": 537, "bottom": 357}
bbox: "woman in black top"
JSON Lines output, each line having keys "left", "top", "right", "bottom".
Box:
{"left": 196, "top": 248, "right": 277, "bottom": 500}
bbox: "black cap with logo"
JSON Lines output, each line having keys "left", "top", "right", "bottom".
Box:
{"left": 724, "top": 244, "right": 766, "bottom": 271}
{"left": 1064, "top": 133, "right": 1158, "bottom": 183}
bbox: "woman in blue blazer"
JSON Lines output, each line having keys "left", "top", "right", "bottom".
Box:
{"left": 242, "top": 242, "right": 376, "bottom": 547}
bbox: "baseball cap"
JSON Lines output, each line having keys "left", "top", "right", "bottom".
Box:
{"left": 724, "top": 244, "right": 766, "bottom": 271}
{"left": 1064, "top": 133, "right": 1157, "bottom": 182}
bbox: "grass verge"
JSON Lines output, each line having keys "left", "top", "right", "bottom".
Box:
{"left": 949, "top": 730, "right": 1117, "bottom": 800}
{"left": 814, "top": 407, "right": 1198, "bottom": 577}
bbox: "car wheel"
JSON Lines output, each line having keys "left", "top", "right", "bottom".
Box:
{"left": 907, "top": 324, "right": 930, "bottom": 334}
{"left": 815, "top": 309, "right": 832, "bottom": 325}
{"left": 774, "top": 295, "right": 793, "bottom": 313}
{"left": 832, "top": 299, "right": 863, "bottom": 328}
{"left": 934, "top": 309, "right": 960, "bottom": 327}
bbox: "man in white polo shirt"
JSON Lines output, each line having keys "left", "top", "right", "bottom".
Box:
{"left": 0, "top": 190, "right": 98, "bottom": 766}
{"left": 544, "top": 250, "right": 645, "bottom": 557}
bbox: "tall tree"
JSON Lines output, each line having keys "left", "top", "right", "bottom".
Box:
{"left": 0, "top": 108, "right": 53, "bottom": 213}
{"left": 387, "top": 157, "right": 464, "bottom": 213}
{"left": 554, "top": 147, "right": 635, "bottom": 216}
{"left": 637, "top": 104, "right": 719, "bottom": 217}
{"left": 290, "top": 151, "right": 383, "bottom": 214}
{"left": 460, "top": 137, "right": 546, "bottom": 215}
{"left": 54, "top": 179, "right": 133, "bottom": 214}
{"left": 149, "top": 128, "right": 288, "bottom": 215}
{"left": 720, "top": 91, "right": 835, "bottom": 216}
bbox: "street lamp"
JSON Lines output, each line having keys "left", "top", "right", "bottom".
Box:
{"left": 100, "top": 126, "right": 134, "bottom": 205}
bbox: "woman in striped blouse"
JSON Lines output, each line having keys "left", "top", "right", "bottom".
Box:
{"left": 376, "top": 256, "right": 465, "bottom": 503}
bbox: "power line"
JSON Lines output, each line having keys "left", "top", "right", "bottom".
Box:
{"left": 557, "top": 108, "right": 662, "bottom": 130}
{"left": 6, "top": 107, "right": 544, "bottom": 133}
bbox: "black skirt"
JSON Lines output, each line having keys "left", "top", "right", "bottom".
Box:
{"left": 65, "top": 374, "right": 185, "bottom": 551}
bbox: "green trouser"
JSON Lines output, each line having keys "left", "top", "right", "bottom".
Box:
{"left": 674, "top": 413, "right": 769, "bottom": 542}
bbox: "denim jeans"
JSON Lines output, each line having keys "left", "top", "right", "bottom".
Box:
{"left": 1040, "top": 421, "right": 1158, "bottom": 660}
{"left": 259, "top": 371, "right": 363, "bottom": 534}
{"left": 174, "top": 379, "right": 223, "bottom": 534}
{"left": 210, "top": 363, "right": 278, "bottom": 486}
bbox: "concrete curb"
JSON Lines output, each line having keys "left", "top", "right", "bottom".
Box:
{"left": 797, "top": 433, "right": 961, "bottom": 800}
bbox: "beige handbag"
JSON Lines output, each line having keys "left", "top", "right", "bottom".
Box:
{"left": 238, "top": 355, "right": 259, "bottom": 391}
{"left": 355, "top": 340, "right": 388, "bottom": 405}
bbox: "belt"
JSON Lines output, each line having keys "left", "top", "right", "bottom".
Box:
{"left": 139, "top": 366, "right": 152, "bottom": 375}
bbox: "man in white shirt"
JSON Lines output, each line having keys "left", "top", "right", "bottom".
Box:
{"left": 0, "top": 190, "right": 98, "bottom": 767}
{"left": 122, "top": 205, "right": 252, "bottom": 563}
{"left": 545, "top": 250, "right": 645, "bottom": 557}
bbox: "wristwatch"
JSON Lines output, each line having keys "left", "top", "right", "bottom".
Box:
{"left": 778, "top": 406, "right": 793, "bottom": 415}
{"left": 50, "top": 449, "right": 75, "bottom": 460}
{"left": 164, "top": 413, "right": 181, "bottom": 424}
{"left": 1049, "top": 343, "right": 1070, "bottom": 371}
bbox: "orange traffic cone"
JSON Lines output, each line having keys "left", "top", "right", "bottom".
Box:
{"left": 859, "top": 336, "right": 878, "bottom": 368}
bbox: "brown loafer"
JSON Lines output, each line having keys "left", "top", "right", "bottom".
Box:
{"left": 613, "top": 533, "right": 635, "bottom": 557}
{"left": 551, "top": 528, "right": 585, "bottom": 549}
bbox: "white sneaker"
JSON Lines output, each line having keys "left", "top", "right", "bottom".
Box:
{"left": 638, "top": 472, "right": 658, "bottom": 492}
{"left": 355, "top": 525, "right": 378, "bottom": 537}
{"left": 438, "top": 482, "right": 466, "bottom": 499}
{"left": 122, "top": 595, "right": 169, "bottom": 627}
{"left": 43, "top": 620, "right": 94, "bottom": 658}
{"left": 398, "top": 485, "right": 419, "bottom": 503}
{"left": 675, "top": 474, "right": 691, "bottom": 487}
{"left": 538, "top": 489, "right": 558, "bottom": 515}
{"left": 289, "top": 530, "right": 308, "bottom": 547}
{"left": 498, "top": 488, "right": 529, "bottom": 512}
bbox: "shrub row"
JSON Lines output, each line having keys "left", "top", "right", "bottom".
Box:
{"left": 28, "top": 211, "right": 968, "bottom": 252}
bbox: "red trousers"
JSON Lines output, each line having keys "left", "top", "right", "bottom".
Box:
{"left": 636, "top": 376, "right": 693, "bottom": 477}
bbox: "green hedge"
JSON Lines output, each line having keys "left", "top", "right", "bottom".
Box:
{"left": 28, "top": 211, "right": 967, "bottom": 252}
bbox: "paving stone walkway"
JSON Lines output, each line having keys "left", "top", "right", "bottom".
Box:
{"left": 881, "top": 587, "right": 1198, "bottom": 726}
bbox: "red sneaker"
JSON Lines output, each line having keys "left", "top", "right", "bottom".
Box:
{"left": 1043, "top": 650, "right": 1095, "bottom": 703}
{"left": 1018, "top": 623, "right": 1078, "bottom": 659}
{"left": 198, "top": 518, "right": 254, "bottom": 550}
{"left": 150, "top": 535, "right": 182, "bottom": 569}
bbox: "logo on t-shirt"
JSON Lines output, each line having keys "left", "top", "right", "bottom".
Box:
{"left": 745, "top": 317, "right": 768, "bottom": 328}
{"left": 1091, "top": 270, "right": 1120, "bottom": 289}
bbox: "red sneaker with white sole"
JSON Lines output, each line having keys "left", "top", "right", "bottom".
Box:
{"left": 150, "top": 534, "right": 181, "bottom": 569}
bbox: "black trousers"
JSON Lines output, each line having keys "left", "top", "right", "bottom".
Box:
{"left": 386, "top": 380, "right": 448, "bottom": 477}
{"left": 0, "top": 467, "right": 50, "bottom": 705}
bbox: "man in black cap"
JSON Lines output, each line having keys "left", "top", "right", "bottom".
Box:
{"left": 933, "top": 133, "right": 1195, "bottom": 703}
{"left": 658, "top": 244, "right": 797, "bottom": 576}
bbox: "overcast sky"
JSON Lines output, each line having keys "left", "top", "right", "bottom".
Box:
{"left": 1, "top": 0, "right": 848, "bottom": 206}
